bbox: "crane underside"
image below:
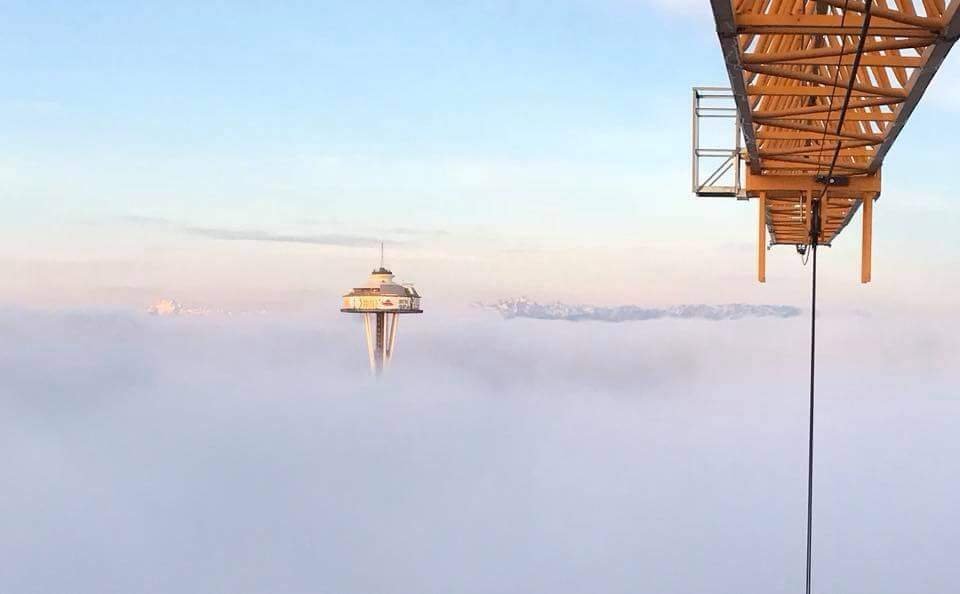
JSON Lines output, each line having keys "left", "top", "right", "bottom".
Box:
{"left": 707, "top": 0, "right": 960, "bottom": 282}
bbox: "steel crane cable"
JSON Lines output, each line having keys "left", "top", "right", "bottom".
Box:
{"left": 805, "top": 4, "right": 874, "bottom": 594}
{"left": 812, "top": 0, "right": 852, "bottom": 182}
{"left": 805, "top": 199, "right": 819, "bottom": 594}
{"left": 819, "top": 0, "right": 875, "bottom": 199}
{"left": 798, "top": 0, "right": 850, "bottom": 266}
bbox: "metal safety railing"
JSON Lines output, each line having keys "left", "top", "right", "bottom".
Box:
{"left": 692, "top": 87, "right": 744, "bottom": 198}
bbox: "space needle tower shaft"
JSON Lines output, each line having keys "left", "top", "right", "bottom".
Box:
{"left": 341, "top": 247, "right": 422, "bottom": 375}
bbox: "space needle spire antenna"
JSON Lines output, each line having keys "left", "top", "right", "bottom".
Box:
{"left": 341, "top": 246, "right": 423, "bottom": 376}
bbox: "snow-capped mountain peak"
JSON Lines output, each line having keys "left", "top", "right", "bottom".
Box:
{"left": 482, "top": 298, "right": 801, "bottom": 322}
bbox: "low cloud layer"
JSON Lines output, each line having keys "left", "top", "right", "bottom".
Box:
{"left": 184, "top": 226, "right": 379, "bottom": 247}
{"left": 118, "top": 215, "right": 384, "bottom": 248}
{"left": 0, "top": 309, "right": 957, "bottom": 594}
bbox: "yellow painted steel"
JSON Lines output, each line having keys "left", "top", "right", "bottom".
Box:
{"left": 710, "top": 0, "right": 960, "bottom": 281}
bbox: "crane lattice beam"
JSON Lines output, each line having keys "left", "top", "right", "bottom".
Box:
{"left": 709, "top": 0, "right": 960, "bottom": 282}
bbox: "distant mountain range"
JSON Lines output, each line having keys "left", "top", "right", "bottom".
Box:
{"left": 147, "top": 298, "right": 266, "bottom": 317}
{"left": 482, "top": 298, "right": 801, "bottom": 322}
{"left": 148, "top": 299, "right": 208, "bottom": 317}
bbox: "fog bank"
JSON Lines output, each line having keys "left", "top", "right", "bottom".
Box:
{"left": 0, "top": 309, "right": 957, "bottom": 594}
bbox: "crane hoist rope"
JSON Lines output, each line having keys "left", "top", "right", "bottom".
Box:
{"left": 805, "top": 4, "right": 874, "bottom": 594}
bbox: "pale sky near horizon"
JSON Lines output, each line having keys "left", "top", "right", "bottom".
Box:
{"left": 3, "top": 7, "right": 960, "bottom": 591}
{"left": 2, "top": 1, "right": 959, "bottom": 310}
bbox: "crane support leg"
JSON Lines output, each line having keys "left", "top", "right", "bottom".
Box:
{"left": 758, "top": 192, "right": 767, "bottom": 283}
{"left": 861, "top": 194, "right": 873, "bottom": 284}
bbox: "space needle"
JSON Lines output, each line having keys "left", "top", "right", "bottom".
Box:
{"left": 341, "top": 245, "right": 422, "bottom": 375}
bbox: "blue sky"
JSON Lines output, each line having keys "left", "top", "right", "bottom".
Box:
{"left": 2, "top": 6, "right": 958, "bottom": 591}
{"left": 2, "top": 1, "right": 959, "bottom": 308}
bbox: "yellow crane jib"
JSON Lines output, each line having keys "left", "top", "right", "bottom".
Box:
{"left": 694, "top": 0, "right": 960, "bottom": 283}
